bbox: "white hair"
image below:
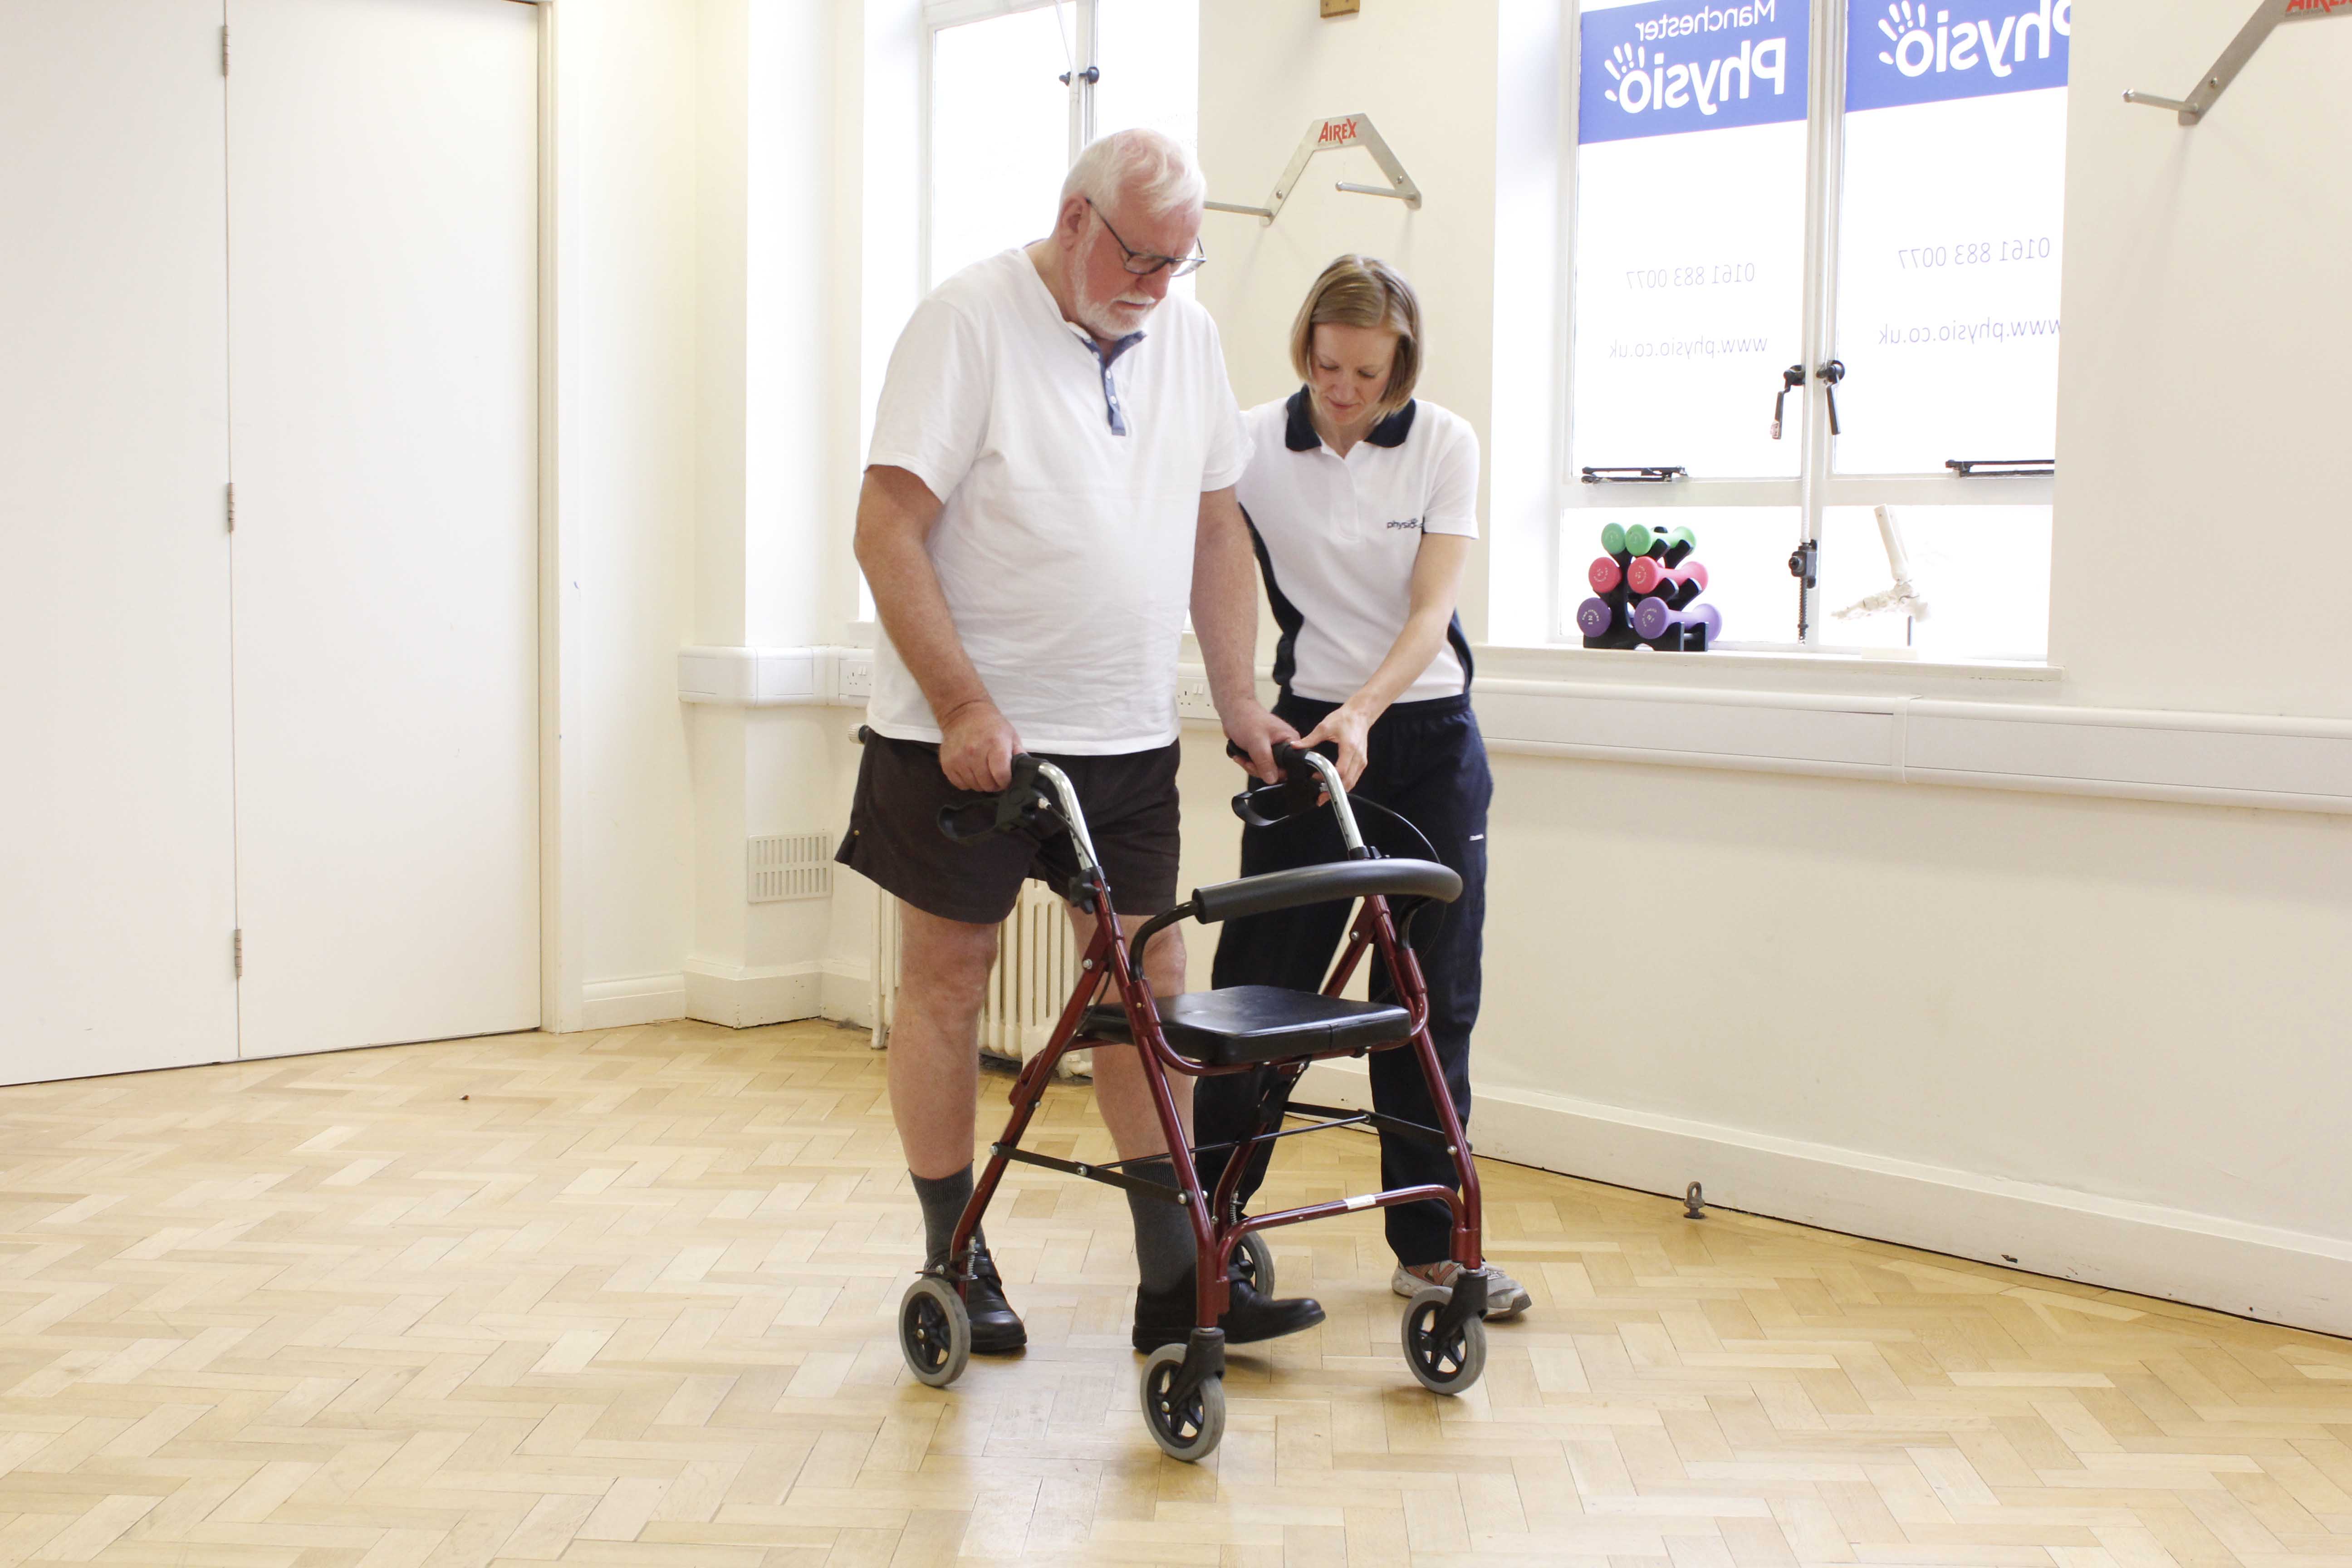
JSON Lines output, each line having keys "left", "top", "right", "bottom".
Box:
{"left": 1058, "top": 127, "right": 1205, "bottom": 220}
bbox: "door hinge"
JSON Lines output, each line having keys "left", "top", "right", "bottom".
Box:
{"left": 232, "top": 928, "right": 244, "bottom": 979}
{"left": 221, "top": 25, "right": 230, "bottom": 76}
{"left": 225, "top": 481, "right": 236, "bottom": 533}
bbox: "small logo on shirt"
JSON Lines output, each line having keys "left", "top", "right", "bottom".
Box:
{"left": 1384, "top": 516, "right": 1423, "bottom": 531}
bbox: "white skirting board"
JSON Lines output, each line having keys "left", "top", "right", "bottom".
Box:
{"left": 683, "top": 961, "right": 824, "bottom": 1029}
{"left": 583, "top": 964, "right": 869, "bottom": 1031}
{"left": 583, "top": 964, "right": 879, "bottom": 1034}
{"left": 1298, "top": 1058, "right": 2352, "bottom": 1338}
{"left": 820, "top": 961, "right": 875, "bottom": 1029}
{"left": 579, "top": 973, "right": 687, "bottom": 1029}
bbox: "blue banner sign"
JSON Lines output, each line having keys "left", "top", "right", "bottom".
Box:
{"left": 1845, "top": 0, "right": 2070, "bottom": 111}
{"left": 1578, "top": 1, "right": 1811, "bottom": 144}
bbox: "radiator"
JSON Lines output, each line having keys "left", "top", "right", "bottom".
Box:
{"left": 871, "top": 883, "right": 1093, "bottom": 1079}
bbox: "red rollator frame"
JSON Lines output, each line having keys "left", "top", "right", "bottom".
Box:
{"left": 894, "top": 741, "right": 1488, "bottom": 1461}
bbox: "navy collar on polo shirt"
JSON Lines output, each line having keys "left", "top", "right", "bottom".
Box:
{"left": 1068, "top": 323, "right": 1146, "bottom": 436}
{"left": 1281, "top": 386, "right": 1417, "bottom": 453}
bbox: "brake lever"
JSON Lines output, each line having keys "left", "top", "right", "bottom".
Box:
{"left": 1226, "top": 739, "right": 1334, "bottom": 827}
{"left": 935, "top": 752, "right": 1052, "bottom": 844}
{"left": 1232, "top": 789, "right": 1294, "bottom": 830}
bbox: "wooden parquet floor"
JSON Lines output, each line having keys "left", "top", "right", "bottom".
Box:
{"left": 2, "top": 1020, "right": 2350, "bottom": 1568}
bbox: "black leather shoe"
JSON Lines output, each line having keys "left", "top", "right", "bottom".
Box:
{"left": 1131, "top": 1272, "right": 1324, "bottom": 1352}
{"left": 963, "top": 1240, "right": 1026, "bottom": 1355}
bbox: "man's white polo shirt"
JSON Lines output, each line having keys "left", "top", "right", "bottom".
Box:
{"left": 1236, "top": 390, "right": 1481, "bottom": 705}
{"left": 865, "top": 247, "right": 1247, "bottom": 755}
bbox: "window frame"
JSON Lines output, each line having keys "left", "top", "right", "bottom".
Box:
{"left": 1557, "top": 0, "right": 2057, "bottom": 652}
{"left": 919, "top": 0, "right": 1098, "bottom": 298}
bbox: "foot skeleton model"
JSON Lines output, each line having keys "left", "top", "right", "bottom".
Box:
{"left": 1833, "top": 504, "right": 1932, "bottom": 624}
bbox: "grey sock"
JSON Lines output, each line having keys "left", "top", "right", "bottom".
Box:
{"left": 1125, "top": 1156, "right": 1195, "bottom": 1296}
{"left": 911, "top": 1166, "right": 976, "bottom": 1270}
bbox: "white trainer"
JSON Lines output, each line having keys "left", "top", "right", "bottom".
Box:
{"left": 1391, "top": 1260, "right": 1531, "bottom": 1320}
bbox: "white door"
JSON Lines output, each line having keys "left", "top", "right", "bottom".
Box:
{"left": 0, "top": 2, "right": 239, "bottom": 1085}
{"left": 226, "top": 0, "right": 540, "bottom": 1058}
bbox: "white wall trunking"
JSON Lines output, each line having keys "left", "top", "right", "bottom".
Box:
{"left": 682, "top": 647, "right": 2352, "bottom": 818}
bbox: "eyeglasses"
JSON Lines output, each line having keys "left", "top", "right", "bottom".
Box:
{"left": 1085, "top": 198, "right": 1208, "bottom": 279}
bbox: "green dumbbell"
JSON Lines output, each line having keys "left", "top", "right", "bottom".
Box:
{"left": 1624, "top": 524, "right": 1697, "bottom": 564}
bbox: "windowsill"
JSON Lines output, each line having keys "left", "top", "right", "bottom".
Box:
{"left": 1166, "top": 635, "right": 2065, "bottom": 698}
{"left": 1497, "top": 642, "right": 2063, "bottom": 684}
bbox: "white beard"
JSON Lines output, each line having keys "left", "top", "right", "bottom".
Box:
{"left": 1072, "top": 235, "right": 1159, "bottom": 339}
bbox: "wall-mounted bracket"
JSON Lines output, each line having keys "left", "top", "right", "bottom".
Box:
{"left": 2124, "top": 0, "right": 2351, "bottom": 126}
{"left": 1205, "top": 113, "right": 1422, "bottom": 224}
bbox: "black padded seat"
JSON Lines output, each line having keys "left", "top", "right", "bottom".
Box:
{"left": 1081, "top": 985, "right": 1412, "bottom": 1067}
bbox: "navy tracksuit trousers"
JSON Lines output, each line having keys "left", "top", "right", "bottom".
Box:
{"left": 1193, "top": 691, "right": 1492, "bottom": 1267}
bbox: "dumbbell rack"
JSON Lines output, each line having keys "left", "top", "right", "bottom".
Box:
{"left": 1576, "top": 524, "right": 1721, "bottom": 652}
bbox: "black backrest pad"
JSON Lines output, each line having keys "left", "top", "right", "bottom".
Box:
{"left": 1189, "top": 858, "right": 1462, "bottom": 925}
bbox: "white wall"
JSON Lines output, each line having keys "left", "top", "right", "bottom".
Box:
{"left": 2051, "top": 1, "right": 2352, "bottom": 717}
{"left": 560, "top": 0, "right": 701, "bottom": 1024}
{"left": 548, "top": 0, "right": 889, "bottom": 1034}
{"left": 1184, "top": 0, "right": 2352, "bottom": 1333}
{"left": 679, "top": 0, "right": 872, "bottom": 1030}
{"left": 1194, "top": 0, "right": 1501, "bottom": 640}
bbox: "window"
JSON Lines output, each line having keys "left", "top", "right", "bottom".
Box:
{"left": 1563, "top": 0, "right": 2068, "bottom": 660}
{"left": 928, "top": 7, "right": 1070, "bottom": 287}
{"left": 923, "top": 0, "right": 1200, "bottom": 294}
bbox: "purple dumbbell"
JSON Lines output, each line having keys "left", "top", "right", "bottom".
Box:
{"left": 1576, "top": 597, "right": 1640, "bottom": 649}
{"left": 1632, "top": 598, "right": 1723, "bottom": 644}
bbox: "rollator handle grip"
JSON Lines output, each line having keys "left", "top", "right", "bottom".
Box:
{"left": 1225, "top": 740, "right": 1337, "bottom": 829}
{"left": 936, "top": 752, "right": 1055, "bottom": 844}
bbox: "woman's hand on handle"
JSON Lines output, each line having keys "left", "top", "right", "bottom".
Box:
{"left": 1299, "top": 701, "right": 1374, "bottom": 791}
{"left": 939, "top": 698, "right": 1022, "bottom": 792}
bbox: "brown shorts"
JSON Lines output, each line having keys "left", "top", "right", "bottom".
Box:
{"left": 835, "top": 733, "right": 1183, "bottom": 924}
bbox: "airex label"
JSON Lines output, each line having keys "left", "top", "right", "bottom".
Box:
{"left": 1578, "top": 1, "right": 1811, "bottom": 144}
{"left": 1845, "top": 0, "right": 2070, "bottom": 111}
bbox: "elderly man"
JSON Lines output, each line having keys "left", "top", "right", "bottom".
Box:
{"left": 840, "top": 129, "right": 1325, "bottom": 1354}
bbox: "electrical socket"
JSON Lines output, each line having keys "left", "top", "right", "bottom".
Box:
{"left": 1174, "top": 671, "right": 1216, "bottom": 721}
{"left": 835, "top": 649, "right": 874, "bottom": 701}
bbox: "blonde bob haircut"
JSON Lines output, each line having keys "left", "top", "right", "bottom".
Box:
{"left": 1288, "top": 255, "right": 1423, "bottom": 421}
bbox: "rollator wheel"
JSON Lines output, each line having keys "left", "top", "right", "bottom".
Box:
{"left": 1138, "top": 1345, "right": 1226, "bottom": 1462}
{"left": 1231, "top": 1231, "right": 1276, "bottom": 1297}
{"left": 1399, "top": 1284, "right": 1487, "bottom": 1396}
{"left": 898, "top": 1276, "right": 971, "bottom": 1389}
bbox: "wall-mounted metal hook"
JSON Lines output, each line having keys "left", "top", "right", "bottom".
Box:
{"left": 2125, "top": 0, "right": 2351, "bottom": 126}
{"left": 1205, "top": 113, "right": 1422, "bottom": 225}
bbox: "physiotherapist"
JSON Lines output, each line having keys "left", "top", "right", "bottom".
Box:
{"left": 1192, "top": 255, "right": 1529, "bottom": 1321}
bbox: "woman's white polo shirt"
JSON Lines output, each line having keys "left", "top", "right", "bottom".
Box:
{"left": 1235, "top": 390, "right": 1480, "bottom": 705}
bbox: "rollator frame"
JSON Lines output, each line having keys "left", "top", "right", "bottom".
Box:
{"left": 903, "top": 741, "right": 1487, "bottom": 1457}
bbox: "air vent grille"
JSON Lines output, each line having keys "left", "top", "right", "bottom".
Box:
{"left": 749, "top": 833, "right": 833, "bottom": 902}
